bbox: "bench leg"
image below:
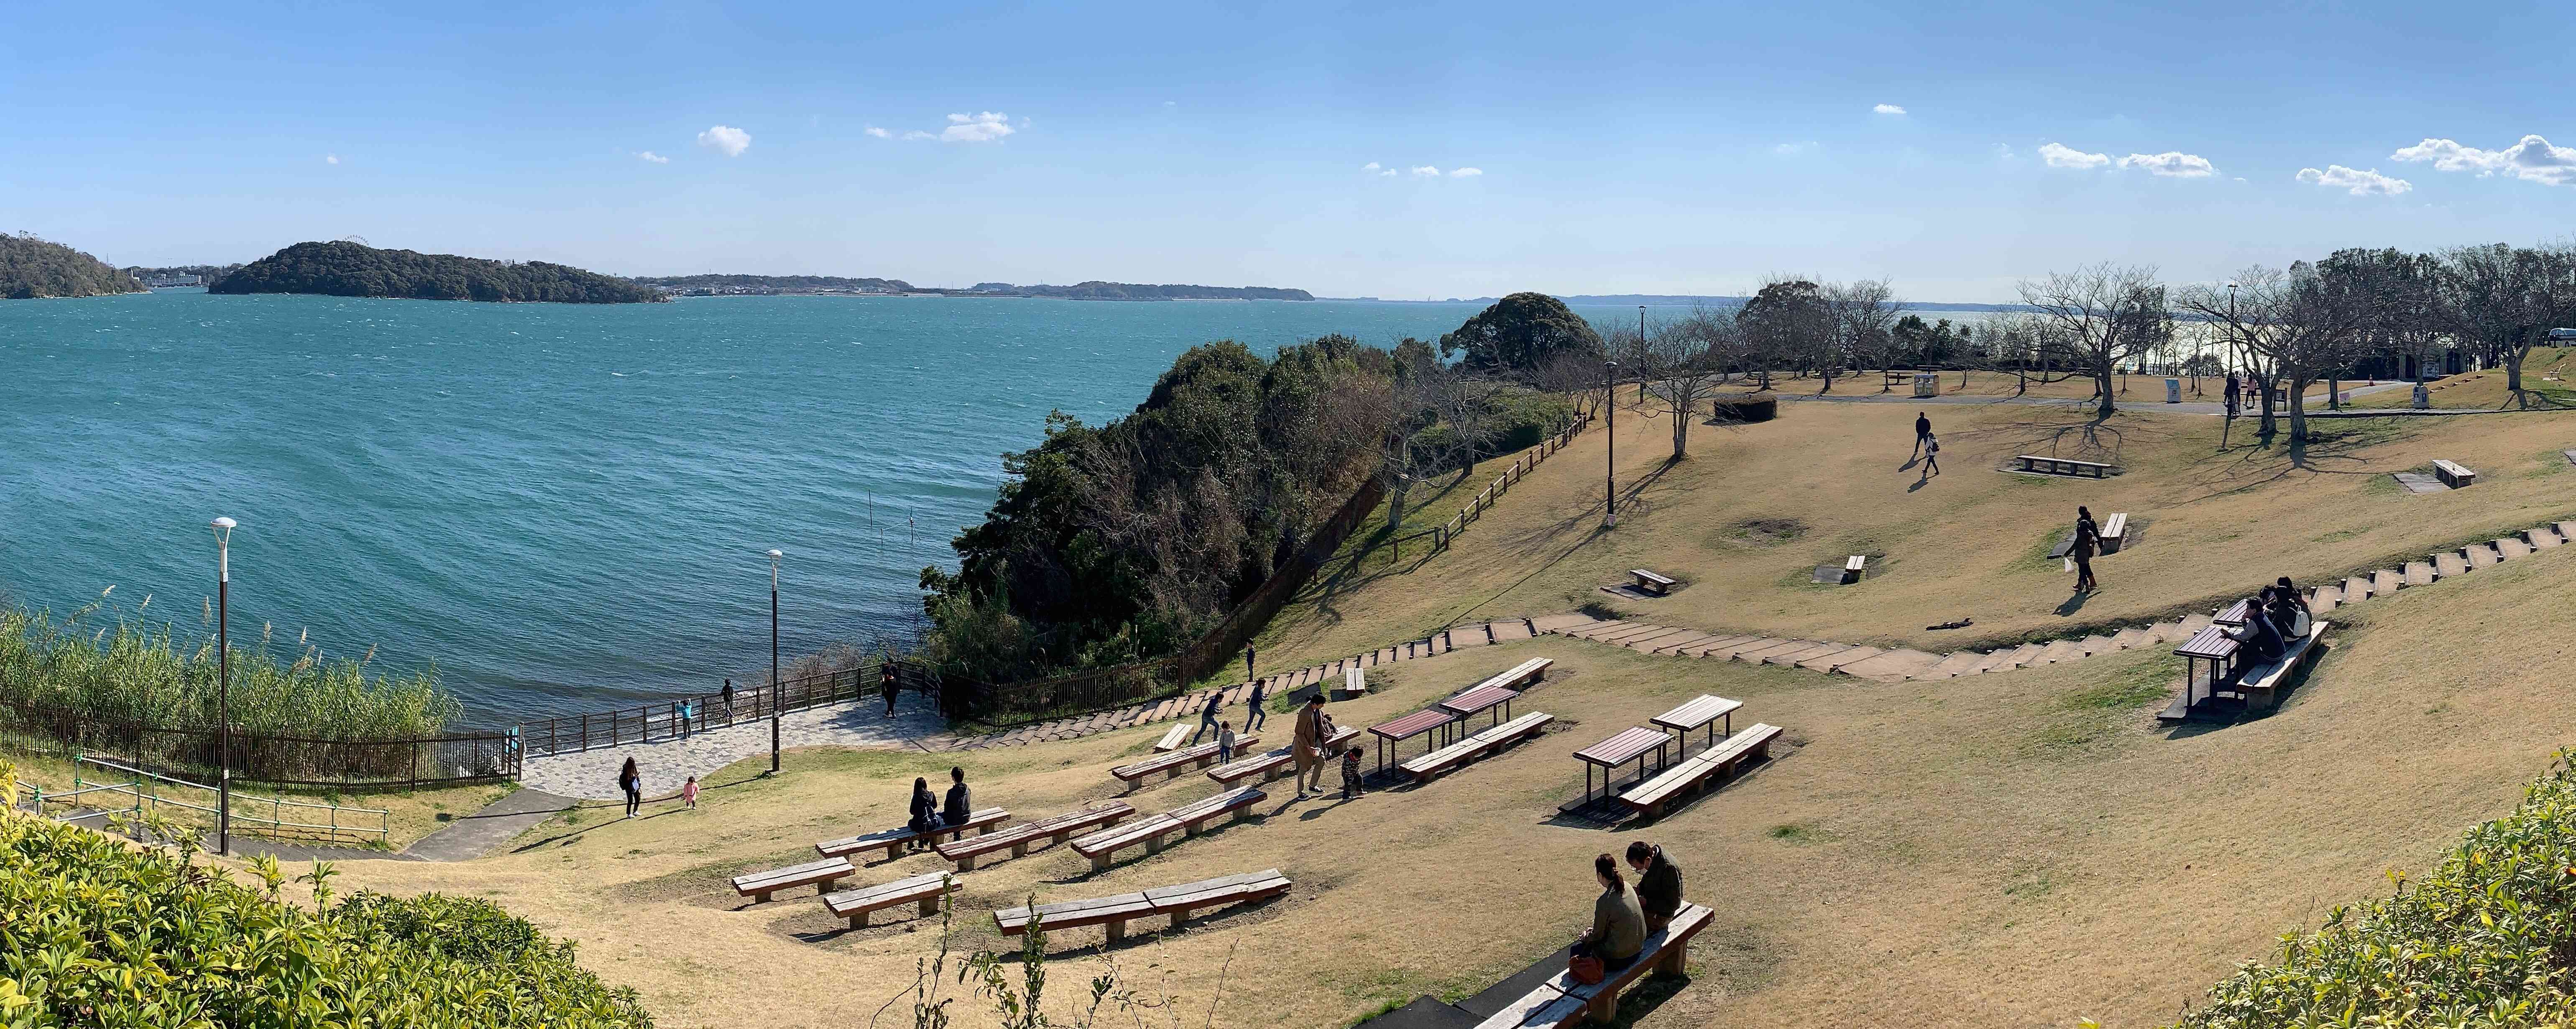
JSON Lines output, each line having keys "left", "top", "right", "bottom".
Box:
{"left": 1107, "top": 919, "right": 1127, "bottom": 944}
{"left": 852, "top": 909, "right": 872, "bottom": 929}
{"left": 753, "top": 891, "right": 773, "bottom": 904}
{"left": 959, "top": 856, "right": 979, "bottom": 871}
{"left": 1146, "top": 835, "right": 1165, "bottom": 855}
{"left": 1656, "top": 937, "right": 1690, "bottom": 976}
{"left": 1092, "top": 853, "right": 1109, "bottom": 873}
{"left": 919, "top": 896, "right": 940, "bottom": 918}
{"left": 1169, "top": 906, "right": 1192, "bottom": 930}
{"left": 1587, "top": 993, "right": 1617, "bottom": 1024}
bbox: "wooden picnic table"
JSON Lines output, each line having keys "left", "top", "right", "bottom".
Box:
{"left": 2172, "top": 624, "right": 2243, "bottom": 714}
{"left": 1574, "top": 727, "right": 1674, "bottom": 802}
{"left": 1438, "top": 684, "right": 1518, "bottom": 727}
{"left": 1369, "top": 707, "right": 1461, "bottom": 774}
{"left": 2213, "top": 599, "right": 2252, "bottom": 627}
{"left": 1650, "top": 695, "right": 1742, "bottom": 750}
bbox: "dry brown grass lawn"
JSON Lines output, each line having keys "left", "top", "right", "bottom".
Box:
{"left": 2345, "top": 348, "right": 2576, "bottom": 410}
{"left": 317, "top": 540, "right": 2576, "bottom": 1026}
{"left": 1260, "top": 389, "right": 2576, "bottom": 676}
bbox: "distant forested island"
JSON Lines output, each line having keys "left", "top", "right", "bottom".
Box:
{"left": 124, "top": 263, "right": 244, "bottom": 288}
{"left": 0, "top": 233, "right": 146, "bottom": 299}
{"left": 633, "top": 274, "right": 1312, "bottom": 301}
{"left": 211, "top": 242, "right": 667, "bottom": 303}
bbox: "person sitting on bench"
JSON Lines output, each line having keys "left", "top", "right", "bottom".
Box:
{"left": 906, "top": 777, "right": 940, "bottom": 850}
{"left": 1625, "top": 841, "right": 1682, "bottom": 934}
{"left": 941, "top": 766, "right": 972, "bottom": 829}
{"left": 2266, "top": 581, "right": 2310, "bottom": 640}
{"left": 2224, "top": 595, "right": 2286, "bottom": 664}
{"left": 1571, "top": 853, "right": 1646, "bottom": 974}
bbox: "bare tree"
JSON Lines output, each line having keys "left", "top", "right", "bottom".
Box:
{"left": 2176, "top": 264, "right": 2374, "bottom": 442}
{"left": 1640, "top": 310, "right": 1740, "bottom": 459}
{"left": 1973, "top": 313, "right": 2084, "bottom": 395}
{"left": 1531, "top": 349, "right": 1611, "bottom": 420}
{"left": 1821, "top": 278, "right": 1906, "bottom": 393}
{"left": 2017, "top": 264, "right": 2172, "bottom": 416}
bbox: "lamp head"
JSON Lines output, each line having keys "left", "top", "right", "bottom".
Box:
{"left": 210, "top": 517, "right": 236, "bottom": 545}
{"left": 767, "top": 548, "right": 784, "bottom": 560}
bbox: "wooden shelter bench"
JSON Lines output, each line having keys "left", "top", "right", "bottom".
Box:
{"left": 817, "top": 807, "right": 1009, "bottom": 862}
{"left": 1618, "top": 723, "right": 1781, "bottom": 819}
{"left": 1400, "top": 711, "right": 1554, "bottom": 782}
{"left": 1206, "top": 727, "right": 1358, "bottom": 787}
{"left": 1574, "top": 726, "right": 1672, "bottom": 802}
{"left": 1474, "top": 904, "right": 1714, "bottom": 1029}
{"left": 1651, "top": 695, "right": 1741, "bottom": 749}
{"left": 994, "top": 869, "right": 1291, "bottom": 942}
{"left": 821, "top": 871, "right": 958, "bottom": 929}
{"left": 1111, "top": 733, "right": 1259, "bottom": 789}
{"left": 2015, "top": 454, "right": 2112, "bottom": 478}
{"left": 731, "top": 857, "right": 855, "bottom": 903}
{"left": 2433, "top": 459, "right": 2476, "bottom": 489}
{"left": 935, "top": 801, "right": 1134, "bottom": 870}
{"left": 1370, "top": 707, "right": 1463, "bottom": 773}
{"left": 1153, "top": 724, "right": 1191, "bottom": 751}
{"left": 1628, "top": 569, "right": 1676, "bottom": 595}
{"left": 1339, "top": 665, "right": 1369, "bottom": 699}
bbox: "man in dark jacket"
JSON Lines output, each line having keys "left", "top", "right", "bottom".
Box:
{"left": 1190, "top": 689, "right": 1223, "bottom": 745}
{"left": 1913, "top": 412, "right": 1932, "bottom": 458}
{"left": 1625, "top": 840, "right": 1683, "bottom": 933}
{"left": 941, "top": 766, "right": 972, "bottom": 827}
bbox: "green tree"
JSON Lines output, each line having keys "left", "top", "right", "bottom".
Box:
{"left": 1439, "top": 292, "right": 1604, "bottom": 374}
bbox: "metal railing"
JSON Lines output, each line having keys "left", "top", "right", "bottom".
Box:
{"left": 0, "top": 695, "right": 518, "bottom": 788}
{"left": 516, "top": 663, "right": 906, "bottom": 759}
{"left": 18, "top": 753, "right": 391, "bottom": 847}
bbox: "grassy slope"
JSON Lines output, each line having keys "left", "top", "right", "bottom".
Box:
{"left": 322, "top": 539, "right": 2576, "bottom": 1026}
{"left": 1254, "top": 391, "right": 2576, "bottom": 677}
{"left": 2346, "top": 347, "right": 2576, "bottom": 409}
{"left": 5, "top": 746, "right": 511, "bottom": 850}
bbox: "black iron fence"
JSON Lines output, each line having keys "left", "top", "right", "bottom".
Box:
{"left": 0, "top": 698, "right": 518, "bottom": 789}
{"left": 516, "top": 661, "right": 927, "bottom": 758}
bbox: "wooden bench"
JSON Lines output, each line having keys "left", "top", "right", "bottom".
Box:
{"left": 935, "top": 801, "right": 1133, "bottom": 871}
{"left": 1111, "top": 734, "right": 1259, "bottom": 790}
{"left": 1153, "top": 724, "right": 1190, "bottom": 751}
{"left": 2015, "top": 454, "right": 2113, "bottom": 478}
{"left": 2434, "top": 459, "right": 2476, "bottom": 489}
{"left": 2099, "top": 512, "right": 2130, "bottom": 554}
{"left": 994, "top": 869, "right": 1291, "bottom": 943}
{"left": 1481, "top": 657, "right": 1554, "bottom": 691}
{"left": 2235, "top": 621, "right": 2328, "bottom": 712}
{"left": 1400, "top": 711, "right": 1554, "bottom": 782}
{"left": 1618, "top": 724, "right": 1781, "bottom": 819}
{"left": 1628, "top": 569, "right": 1676, "bottom": 596}
{"left": 1839, "top": 555, "right": 1866, "bottom": 584}
{"left": 1515, "top": 904, "right": 1715, "bottom": 1027}
{"left": 1069, "top": 814, "right": 1183, "bottom": 872}
{"left": 816, "top": 807, "right": 1009, "bottom": 862}
{"left": 1651, "top": 695, "right": 1741, "bottom": 750}
{"left": 821, "top": 871, "right": 958, "bottom": 929}
{"left": 1169, "top": 785, "right": 1266, "bottom": 837}
{"left": 1339, "top": 665, "right": 1369, "bottom": 699}
{"left": 1206, "top": 727, "right": 1358, "bottom": 787}
{"left": 731, "top": 857, "right": 855, "bottom": 903}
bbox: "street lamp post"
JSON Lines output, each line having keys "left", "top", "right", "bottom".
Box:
{"left": 767, "top": 548, "right": 783, "bottom": 774}
{"left": 1604, "top": 359, "right": 1618, "bottom": 527}
{"left": 209, "top": 517, "right": 237, "bottom": 856}
{"left": 1637, "top": 306, "right": 1648, "bottom": 401}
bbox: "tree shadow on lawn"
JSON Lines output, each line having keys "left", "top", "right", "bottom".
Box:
{"left": 2175, "top": 419, "right": 2424, "bottom": 505}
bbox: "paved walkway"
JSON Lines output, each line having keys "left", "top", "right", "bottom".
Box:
{"left": 518, "top": 692, "right": 946, "bottom": 800}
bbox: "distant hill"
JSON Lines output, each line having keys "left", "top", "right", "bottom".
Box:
{"left": 631, "top": 273, "right": 915, "bottom": 296}
{"left": 210, "top": 242, "right": 666, "bottom": 303}
{"left": 0, "top": 234, "right": 146, "bottom": 299}
{"left": 1012, "top": 282, "right": 1314, "bottom": 301}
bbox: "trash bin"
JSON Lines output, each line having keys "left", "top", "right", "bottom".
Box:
{"left": 2165, "top": 378, "right": 2181, "bottom": 404}
{"left": 1912, "top": 372, "right": 1940, "bottom": 398}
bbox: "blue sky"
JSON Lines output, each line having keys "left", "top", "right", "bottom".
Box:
{"left": 7, "top": 0, "right": 2576, "bottom": 301}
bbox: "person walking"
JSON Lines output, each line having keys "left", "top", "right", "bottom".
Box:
{"left": 1339, "top": 745, "right": 1366, "bottom": 799}
{"left": 882, "top": 663, "right": 901, "bottom": 719}
{"left": 1912, "top": 411, "right": 1932, "bottom": 458}
{"left": 1243, "top": 642, "right": 1257, "bottom": 683}
{"left": 2223, "top": 372, "right": 2241, "bottom": 419}
{"left": 618, "top": 756, "right": 642, "bottom": 819}
{"left": 1190, "top": 689, "right": 1224, "bottom": 745}
{"left": 681, "top": 775, "right": 700, "bottom": 811}
{"left": 941, "top": 766, "right": 972, "bottom": 829}
{"left": 1920, "top": 433, "right": 1941, "bottom": 476}
{"left": 721, "top": 679, "right": 736, "bottom": 725}
{"left": 1243, "top": 677, "right": 1268, "bottom": 732}
{"left": 1291, "top": 695, "right": 1329, "bottom": 798}
{"left": 2071, "top": 506, "right": 2102, "bottom": 593}
{"left": 1625, "top": 841, "right": 1682, "bottom": 934}
{"left": 1216, "top": 720, "right": 1237, "bottom": 764}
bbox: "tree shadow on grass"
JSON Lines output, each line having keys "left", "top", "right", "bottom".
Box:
{"left": 2175, "top": 418, "right": 2425, "bottom": 506}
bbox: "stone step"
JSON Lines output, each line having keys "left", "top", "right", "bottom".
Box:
{"left": 2033, "top": 639, "right": 2085, "bottom": 666}
{"left": 1490, "top": 620, "right": 1535, "bottom": 642}
{"left": 2341, "top": 575, "right": 2374, "bottom": 603}
{"left": 1596, "top": 623, "right": 1673, "bottom": 645}
{"left": 1690, "top": 635, "right": 1771, "bottom": 658}
{"left": 1926, "top": 650, "right": 1986, "bottom": 676}
{"left": 1731, "top": 639, "right": 1812, "bottom": 662}
{"left": 2370, "top": 568, "right": 2404, "bottom": 596}
{"left": 2178, "top": 612, "right": 2215, "bottom": 634}
{"left": 2466, "top": 543, "right": 2503, "bottom": 570}
{"left": 2307, "top": 584, "right": 2341, "bottom": 610}
{"left": 1838, "top": 648, "right": 1940, "bottom": 680}
{"left": 1800, "top": 645, "right": 1878, "bottom": 672}
{"left": 2075, "top": 634, "right": 2119, "bottom": 658}
{"left": 1618, "top": 627, "right": 1697, "bottom": 649}
{"left": 1566, "top": 620, "right": 1638, "bottom": 640}
{"left": 2402, "top": 561, "right": 2436, "bottom": 586}
{"left": 2495, "top": 537, "right": 2533, "bottom": 561}
{"left": 1764, "top": 642, "right": 1849, "bottom": 667}
{"left": 1976, "top": 643, "right": 2042, "bottom": 673}
{"left": 1449, "top": 630, "right": 1490, "bottom": 650}
{"left": 2558, "top": 521, "right": 2576, "bottom": 546}
{"left": 2433, "top": 551, "right": 2469, "bottom": 578}
{"left": 2108, "top": 626, "right": 2152, "bottom": 650}
{"left": 1645, "top": 632, "right": 1723, "bottom": 655}
{"left": 1528, "top": 613, "right": 1598, "bottom": 634}
{"left": 2529, "top": 526, "right": 2564, "bottom": 549}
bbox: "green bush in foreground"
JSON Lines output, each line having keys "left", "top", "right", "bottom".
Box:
{"left": 2161, "top": 751, "right": 2576, "bottom": 1028}
{"left": 0, "top": 764, "right": 649, "bottom": 1028}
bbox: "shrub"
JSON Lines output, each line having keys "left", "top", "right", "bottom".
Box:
{"left": 1708, "top": 395, "right": 1778, "bottom": 423}
{"left": 0, "top": 765, "right": 651, "bottom": 1027}
{"left": 2163, "top": 751, "right": 2576, "bottom": 1027}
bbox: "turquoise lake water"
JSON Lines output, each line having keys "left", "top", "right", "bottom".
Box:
{"left": 0, "top": 290, "right": 1661, "bottom": 722}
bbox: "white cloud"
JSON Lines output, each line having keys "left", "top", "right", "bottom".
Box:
{"left": 1410, "top": 165, "right": 1441, "bottom": 177}
{"left": 324, "top": 154, "right": 340, "bottom": 165}
{"left": 1773, "top": 141, "right": 1817, "bottom": 155}
{"left": 2116, "top": 151, "right": 2217, "bottom": 177}
{"left": 697, "top": 125, "right": 751, "bottom": 157}
{"left": 636, "top": 151, "right": 669, "bottom": 164}
{"left": 1361, "top": 161, "right": 1397, "bottom": 177}
{"left": 1873, "top": 103, "right": 1906, "bottom": 115}
{"left": 1448, "top": 167, "right": 1482, "bottom": 177}
{"left": 2392, "top": 135, "right": 2576, "bottom": 186}
{"left": 940, "top": 112, "right": 1015, "bottom": 143}
{"left": 864, "top": 126, "right": 891, "bottom": 139}
{"left": 2038, "top": 142, "right": 2109, "bottom": 169}
{"left": 2295, "top": 164, "right": 2412, "bottom": 196}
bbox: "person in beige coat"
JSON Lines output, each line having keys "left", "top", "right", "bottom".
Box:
{"left": 1291, "top": 695, "right": 1329, "bottom": 798}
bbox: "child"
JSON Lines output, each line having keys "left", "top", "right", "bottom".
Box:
{"left": 681, "top": 775, "right": 700, "bottom": 810}
{"left": 1216, "top": 720, "right": 1237, "bottom": 763}
{"left": 1339, "top": 745, "right": 1365, "bottom": 799}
